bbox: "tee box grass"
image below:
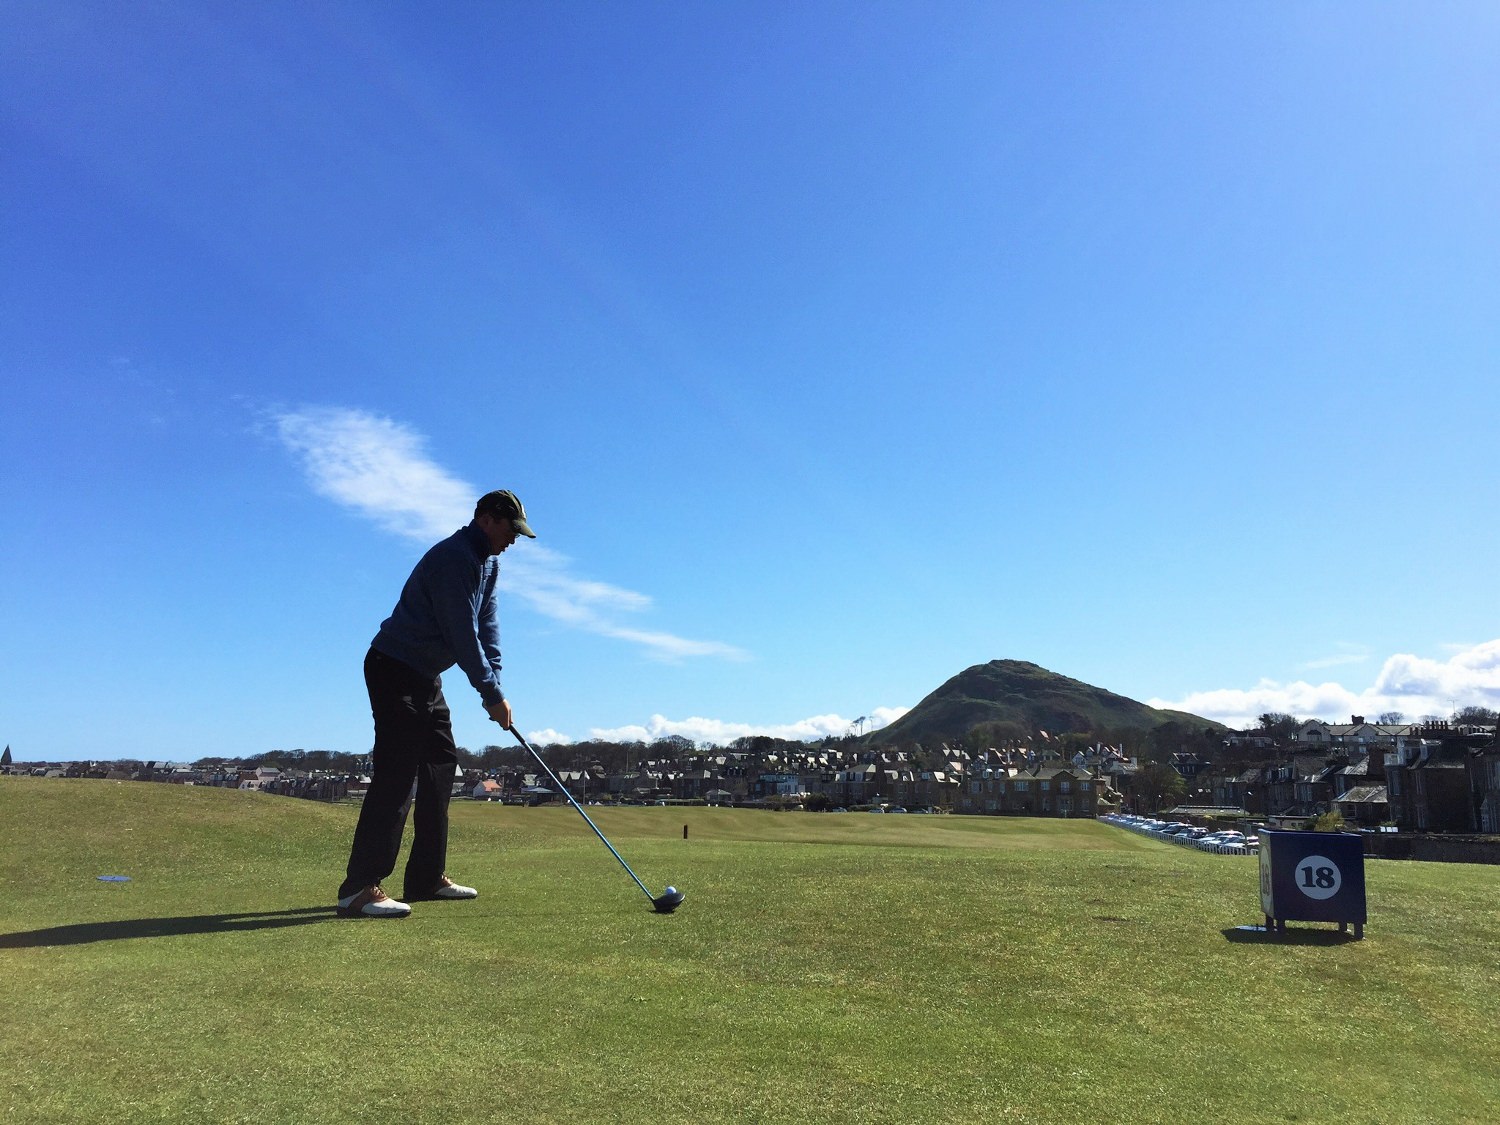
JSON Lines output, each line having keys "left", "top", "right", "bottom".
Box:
{"left": 2, "top": 777, "right": 1497, "bottom": 1123}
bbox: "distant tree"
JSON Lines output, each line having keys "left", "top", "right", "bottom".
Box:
{"left": 1256, "top": 713, "right": 1299, "bottom": 741}
{"left": 1057, "top": 732, "right": 1095, "bottom": 754}
{"left": 1376, "top": 711, "right": 1406, "bottom": 725}
{"left": 1096, "top": 726, "right": 1149, "bottom": 758}
{"left": 650, "top": 734, "right": 696, "bottom": 757}
{"left": 730, "top": 735, "right": 777, "bottom": 755}
{"left": 1135, "top": 761, "right": 1186, "bottom": 813}
{"left": 1452, "top": 706, "right": 1499, "bottom": 726}
{"left": 1145, "top": 721, "right": 1185, "bottom": 762}
{"left": 573, "top": 739, "right": 640, "bottom": 774}
{"left": 478, "top": 744, "right": 508, "bottom": 770}
{"left": 454, "top": 745, "right": 481, "bottom": 769}
{"left": 1311, "top": 810, "right": 1346, "bottom": 832}
{"left": 803, "top": 792, "right": 832, "bottom": 812}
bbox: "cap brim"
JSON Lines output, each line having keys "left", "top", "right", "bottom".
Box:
{"left": 513, "top": 518, "right": 536, "bottom": 539}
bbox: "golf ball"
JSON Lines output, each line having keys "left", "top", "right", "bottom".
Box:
{"left": 664, "top": 886, "right": 678, "bottom": 896}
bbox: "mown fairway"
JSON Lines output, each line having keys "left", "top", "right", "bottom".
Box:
{"left": 2, "top": 778, "right": 1497, "bottom": 1124}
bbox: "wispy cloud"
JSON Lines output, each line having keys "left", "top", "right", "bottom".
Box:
{"left": 1297, "top": 643, "right": 1371, "bottom": 671}
{"left": 575, "top": 706, "right": 910, "bottom": 747}
{"left": 1151, "top": 640, "right": 1500, "bottom": 728}
{"left": 275, "top": 407, "right": 471, "bottom": 540}
{"left": 273, "top": 406, "right": 747, "bottom": 662}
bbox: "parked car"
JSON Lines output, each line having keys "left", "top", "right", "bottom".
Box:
{"left": 1201, "top": 831, "right": 1245, "bottom": 845}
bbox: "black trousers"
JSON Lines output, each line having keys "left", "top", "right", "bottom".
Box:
{"left": 339, "top": 648, "right": 459, "bottom": 900}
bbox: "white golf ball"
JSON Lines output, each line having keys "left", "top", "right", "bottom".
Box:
{"left": 664, "top": 886, "right": 678, "bottom": 896}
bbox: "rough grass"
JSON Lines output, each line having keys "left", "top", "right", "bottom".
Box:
{"left": 2, "top": 778, "right": 1497, "bottom": 1123}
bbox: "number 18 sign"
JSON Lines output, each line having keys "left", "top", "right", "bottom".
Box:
{"left": 1258, "top": 829, "right": 1367, "bottom": 937}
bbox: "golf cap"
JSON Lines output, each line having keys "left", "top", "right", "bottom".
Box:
{"left": 475, "top": 489, "right": 536, "bottom": 538}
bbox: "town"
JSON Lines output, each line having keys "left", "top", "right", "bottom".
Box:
{"left": 6, "top": 713, "right": 1498, "bottom": 849}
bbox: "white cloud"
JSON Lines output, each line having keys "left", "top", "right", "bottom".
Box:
{"left": 275, "top": 407, "right": 471, "bottom": 541}
{"left": 1297, "top": 643, "right": 1371, "bottom": 671}
{"left": 522, "top": 728, "right": 574, "bottom": 746}
{"left": 583, "top": 706, "right": 909, "bottom": 746}
{"left": 1152, "top": 640, "right": 1500, "bottom": 728}
{"left": 273, "top": 406, "right": 746, "bottom": 661}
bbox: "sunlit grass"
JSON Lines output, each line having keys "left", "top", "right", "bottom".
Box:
{"left": 3, "top": 779, "right": 1497, "bottom": 1123}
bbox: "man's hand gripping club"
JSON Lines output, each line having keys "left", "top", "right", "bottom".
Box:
{"left": 484, "top": 698, "right": 513, "bottom": 730}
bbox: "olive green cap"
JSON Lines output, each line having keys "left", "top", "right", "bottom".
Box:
{"left": 475, "top": 489, "right": 536, "bottom": 538}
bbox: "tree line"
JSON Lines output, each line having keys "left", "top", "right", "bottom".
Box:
{"left": 185, "top": 706, "right": 1499, "bottom": 777}
{"left": 193, "top": 732, "right": 842, "bottom": 775}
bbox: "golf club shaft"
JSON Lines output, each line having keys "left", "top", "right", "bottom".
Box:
{"left": 504, "top": 725, "right": 656, "bottom": 903}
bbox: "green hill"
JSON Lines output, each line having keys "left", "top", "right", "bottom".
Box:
{"left": 869, "top": 659, "right": 1222, "bottom": 746}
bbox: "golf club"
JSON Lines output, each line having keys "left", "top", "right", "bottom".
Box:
{"left": 503, "top": 724, "right": 685, "bottom": 914}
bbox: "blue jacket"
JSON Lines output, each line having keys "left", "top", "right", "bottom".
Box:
{"left": 370, "top": 522, "right": 504, "bottom": 705}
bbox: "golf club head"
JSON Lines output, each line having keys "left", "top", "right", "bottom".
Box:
{"left": 653, "top": 886, "right": 685, "bottom": 914}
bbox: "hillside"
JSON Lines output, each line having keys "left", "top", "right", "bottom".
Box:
{"left": 868, "top": 659, "right": 1223, "bottom": 746}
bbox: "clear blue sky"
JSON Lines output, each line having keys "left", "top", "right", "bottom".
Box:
{"left": 4, "top": 2, "right": 1498, "bottom": 761}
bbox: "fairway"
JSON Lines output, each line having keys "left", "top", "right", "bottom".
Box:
{"left": 3, "top": 779, "right": 1497, "bottom": 1124}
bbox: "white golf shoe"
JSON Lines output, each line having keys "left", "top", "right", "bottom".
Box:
{"left": 432, "top": 875, "right": 478, "bottom": 899}
{"left": 336, "top": 885, "right": 412, "bottom": 919}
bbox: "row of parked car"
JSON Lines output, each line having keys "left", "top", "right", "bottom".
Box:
{"left": 1101, "top": 813, "right": 1260, "bottom": 855}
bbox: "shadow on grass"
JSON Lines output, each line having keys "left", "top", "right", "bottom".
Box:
{"left": 0, "top": 906, "right": 338, "bottom": 948}
{"left": 1221, "top": 924, "right": 1361, "bottom": 946}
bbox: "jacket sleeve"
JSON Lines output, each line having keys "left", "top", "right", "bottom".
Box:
{"left": 430, "top": 550, "right": 504, "bottom": 707}
{"left": 477, "top": 573, "right": 504, "bottom": 691}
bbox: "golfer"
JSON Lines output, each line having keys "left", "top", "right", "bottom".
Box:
{"left": 336, "top": 489, "right": 536, "bottom": 918}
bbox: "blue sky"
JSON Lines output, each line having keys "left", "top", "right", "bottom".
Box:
{"left": 4, "top": 2, "right": 1499, "bottom": 762}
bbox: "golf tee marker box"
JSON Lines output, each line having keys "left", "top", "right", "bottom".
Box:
{"left": 1258, "top": 829, "right": 1367, "bottom": 939}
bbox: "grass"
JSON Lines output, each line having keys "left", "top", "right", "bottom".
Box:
{"left": 2, "top": 777, "right": 1498, "bottom": 1123}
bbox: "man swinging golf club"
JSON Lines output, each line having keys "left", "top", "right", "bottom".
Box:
{"left": 336, "top": 490, "right": 536, "bottom": 918}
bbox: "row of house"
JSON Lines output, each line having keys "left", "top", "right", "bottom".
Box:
{"left": 1, "top": 760, "right": 353, "bottom": 801}
{"left": 454, "top": 742, "right": 1130, "bottom": 818}
{"left": 11, "top": 718, "right": 1498, "bottom": 833}
{"left": 1207, "top": 720, "right": 1500, "bottom": 834}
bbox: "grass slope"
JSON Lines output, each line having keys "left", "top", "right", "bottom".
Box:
{"left": 870, "top": 659, "right": 1224, "bottom": 745}
{"left": 2, "top": 778, "right": 1497, "bottom": 1124}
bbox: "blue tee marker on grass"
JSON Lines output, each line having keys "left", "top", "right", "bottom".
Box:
{"left": 96, "top": 875, "right": 131, "bottom": 882}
